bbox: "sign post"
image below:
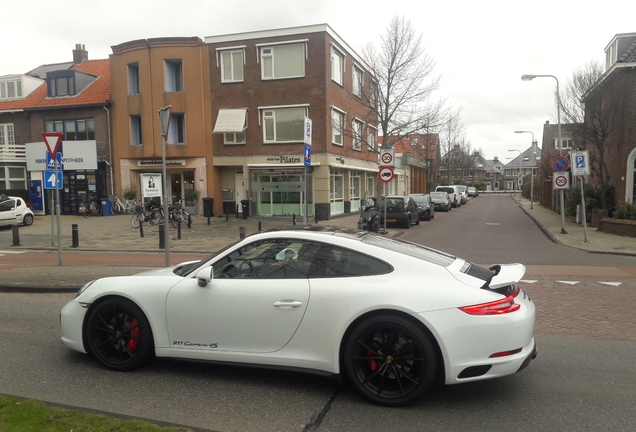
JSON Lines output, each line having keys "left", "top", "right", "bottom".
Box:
{"left": 158, "top": 106, "right": 172, "bottom": 266}
{"left": 571, "top": 150, "right": 590, "bottom": 242}
{"left": 42, "top": 132, "right": 63, "bottom": 266}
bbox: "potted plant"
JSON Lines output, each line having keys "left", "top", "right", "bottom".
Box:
{"left": 123, "top": 186, "right": 137, "bottom": 201}
{"left": 183, "top": 188, "right": 199, "bottom": 215}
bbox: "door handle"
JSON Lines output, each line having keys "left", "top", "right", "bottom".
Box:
{"left": 272, "top": 300, "right": 302, "bottom": 308}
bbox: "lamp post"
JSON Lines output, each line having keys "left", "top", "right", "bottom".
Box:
{"left": 521, "top": 74, "right": 567, "bottom": 234}
{"left": 508, "top": 149, "right": 522, "bottom": 198}
{"left": 514, "top": 130, "right": 536, "bottom": 209}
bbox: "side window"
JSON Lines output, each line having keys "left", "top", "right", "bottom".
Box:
{"left": 308, "top": 245, "right": 392, "bottom": 278}
{"left": 0, "top": 199, "right": 15, "bottom": 212}
{"left": 212, "top": 239, "right": 319, "bottom": 279}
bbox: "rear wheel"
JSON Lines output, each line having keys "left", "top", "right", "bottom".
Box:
{"left": 22, "top": 214, "right": 34, "bottom": 226}
{"left": 149, "top": 208, "right": 162, "bottom": 226}
{"left": 344, "top": 314, "right": 437, "bottom": 406}
{"left": 131, "top": 212, "right": 144, "bottom": 228}
{"left": 85, "top": 297, "right": 154, "bottom": 371}
{"left": 404, "top": 216, "right": 411, "bottom": 229}
{"left": 125, "top": 201, "right": 137, "bottom": 215}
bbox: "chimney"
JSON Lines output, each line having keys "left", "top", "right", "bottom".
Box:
{"left": 73, "top": 44, "right": 88, "bottom": 64}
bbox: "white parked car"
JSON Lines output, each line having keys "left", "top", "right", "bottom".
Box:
{"left": 60, "top": 227, "right": 536, "bottom": 406}
{"left": 0, "top": 196, "right": 34, "bottom": 227}
{"left": 452, "top": 185, "right": 468, "bottom": 205}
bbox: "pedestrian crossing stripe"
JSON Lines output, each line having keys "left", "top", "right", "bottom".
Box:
{"left": 556, "top": 281, "right": 580, "bottom": 285}
{"left": 598, "top": 282, "right": 622, "bottom": 287}
{"left": 519, "top": 280, "right": 538, "bottom": 284}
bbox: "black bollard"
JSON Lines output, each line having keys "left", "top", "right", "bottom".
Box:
{"left": 293, "top": 214, "right": 296, "bottom": 225}
{"left": 239, "top": 226, "right": 245, "bottom": 239}
{"left": 236, "top": 204, "right": 239, "bottom": 218}
{"left": 177, "top": 220, "right": 181, "bottom": 240}
{"left": 207, "top": 215, "right": 211, "bottom": 225}
{"left": 226, "top": 211, "right": 229, "bottom": 221}
{"left": 159, "top": 224, "right": 165, "bottom": 249}
{"left": 139, "top": 221, "right": 144, "bottom": 238}
{"left": 12, "top": 225, "right": 20, "bottom": 246}
{"left": 258, "top": 221, "right": 262, "bottom": 232}
{"left": 187, "top": 214, "right": 191, "bottom": 229}
{"left": 71, "top": 224, "right": 79, "bottom": 248}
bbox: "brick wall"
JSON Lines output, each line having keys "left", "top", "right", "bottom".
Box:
{"left": 598, "top": 217, "right": 636, "bottom": 237}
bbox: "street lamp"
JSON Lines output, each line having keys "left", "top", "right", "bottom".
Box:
{"left": 515, "top": 130, "right": 536, "bottom": 209}
{"left": 521, "top": 74, "right": 567, "bottom": 234}
{"left": 508, "top": 149, "right": 522, "bottom": 197}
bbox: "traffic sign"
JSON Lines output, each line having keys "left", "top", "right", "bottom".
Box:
{"left": 380, "top": 149, "right": 394, "bottom": 167}
{"left": 46, "top": 152, "right": 63, "bottom": 170}
{"left": 304, "top": 118, "right": 312, "bottom": 146}
{"left": 571, "top": 150, "right": 590, "bottom": 176}
{"left": 378, "top": 166, "right": 395, "bottom": 183}
{"left": 552, "top": 155, "right": 570, "bottom": 172}
{"left": 553, "top": 172, "right": 570, "bottom": 190}
{"left": 42, "top": 133, "right": 63, "bottom": 158}
{"left": 304, "top": 144, "right": 312, "bottom": 167}
{"left": 44, "top": 170, "right": 63, "bottom": 189}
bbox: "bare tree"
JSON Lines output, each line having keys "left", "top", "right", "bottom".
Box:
{"left": 557, "top": 60, "right": 604, "bottom": 125}
{"left": 362, "top": 16, "right": 451, "bottom": 149}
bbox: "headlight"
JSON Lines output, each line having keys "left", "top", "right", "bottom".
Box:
{"left": 75, "top": 280, "right": 96, "bottom": 298}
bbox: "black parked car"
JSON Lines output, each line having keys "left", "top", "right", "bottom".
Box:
{"left": 379, "top": 196, "right": 420, "bottom": 228}
{"left": 409, "top": 193, "right": 434, "bottom": 221}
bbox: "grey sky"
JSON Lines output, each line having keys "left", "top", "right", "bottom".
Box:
{"left": 2, "top": 0, "right": 632, "bottom": 162}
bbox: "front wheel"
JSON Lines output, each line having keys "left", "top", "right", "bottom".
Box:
{"left": 125, "top": 201, "right": 137, "bottom": 215}
{"left": 149, "top": 208, "right": 162, "bottom": 226}
{"left": 82, "top": 204, "right": 90, "bottom": 218}
{"left": 344, "top": 314, "right": 437, "bottom": 406}
{"left": 85, "top": 297, "right": 154, "bottom": 371}
{"left": 404, "top": 216, "right": 411, "bottom": 229}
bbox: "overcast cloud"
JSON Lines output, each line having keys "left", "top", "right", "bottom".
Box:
{"left": 2, "top": 0, "right": 633, "bottom": 162}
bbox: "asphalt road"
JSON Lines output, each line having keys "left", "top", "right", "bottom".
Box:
{"left": 0, "top": 292, "right": 634, "bottom": 432}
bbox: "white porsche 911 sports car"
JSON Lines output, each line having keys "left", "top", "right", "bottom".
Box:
{"left": 61, "top": 226, "right": 536, "bottom": 406}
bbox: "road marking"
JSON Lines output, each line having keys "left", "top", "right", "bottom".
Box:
{"left": 485, "top": 223, "right": 500, "bottom": 226}
{"left": 520, "top": 280, "right": 539, "bottom": 284}
{"left": 556, "top": 280, "right": 580, "bottom": 285}
{"left": 0, "top": 250, "right": 28, "bottom": 254}
{"left": 598, "top": 282, "right": 622, "bottom": 287}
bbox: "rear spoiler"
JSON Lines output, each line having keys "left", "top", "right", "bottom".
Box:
{"left": 488, "top": 264, "right": 526, "bottom": 289}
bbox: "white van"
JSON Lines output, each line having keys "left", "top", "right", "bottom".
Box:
{"left": 434, "top": 186, "right": 461, "bottom": 208}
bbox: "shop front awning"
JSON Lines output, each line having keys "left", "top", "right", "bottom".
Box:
{"left": 213, "top": 108, "right": 247, "bottom": 133}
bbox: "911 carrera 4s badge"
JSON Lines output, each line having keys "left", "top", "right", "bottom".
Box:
{"left": 173, "top": 341, "right": 218, "bottom": 348}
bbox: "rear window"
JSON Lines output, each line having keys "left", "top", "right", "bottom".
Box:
{"left": 362, "top": 235, "right": 456, "bottom": 267}
{"left": 436, "top": 187, "right": 454, "bottom": 194}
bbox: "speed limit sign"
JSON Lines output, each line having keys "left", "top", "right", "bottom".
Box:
{"left": 380, "top": 149, "right": 394, "bottom": 167}
{"left": 553, "top": 172, "right": 570, "bottom": 190}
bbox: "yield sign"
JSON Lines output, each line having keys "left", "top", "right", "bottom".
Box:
{"left": 42, "top": 132, "right": 63, "bottom": 158}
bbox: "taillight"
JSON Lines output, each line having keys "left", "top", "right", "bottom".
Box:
{"left": 459, "top": 286, "right": 521, "bottom": 315}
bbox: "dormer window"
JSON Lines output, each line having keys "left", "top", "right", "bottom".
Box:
{"left": 46, "top": 70, "right": 96, "bottom": 98}
{"left": 0, "top": 80, "right": 22, "bottom": 99}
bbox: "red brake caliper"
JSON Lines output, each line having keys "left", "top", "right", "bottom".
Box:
{"left": 127, "top": 318, "right": 140, "bottom": 352}
{"left": 367, "top": 350, "right": 378, "bottom": 371}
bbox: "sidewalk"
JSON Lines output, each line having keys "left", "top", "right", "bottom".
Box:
{"left": 512, "top": 194, "right": 636, "bottom": 256}
{"left": 1, "top": 195, "right": 635, "bottom": 291}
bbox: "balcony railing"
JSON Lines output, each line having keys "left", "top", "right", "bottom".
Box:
{"left": 0, "top": 143, "right": 26, "bottom": 162}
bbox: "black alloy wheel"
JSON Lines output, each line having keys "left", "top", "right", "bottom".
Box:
{"left": 344, "top": 315, "right": 437, "bottom": 406}
{"left": 85, "top": 297, "right": 154, "bottom": 371}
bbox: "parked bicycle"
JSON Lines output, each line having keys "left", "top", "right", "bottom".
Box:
{"left": 79, "top": 197, "right": 102, "bottom": 217}
{"left": 130, "top": 202, "right": 161, "bottom": 228}
{"left": 110, "top": 194, "right": 137, "bottom": 215}
{"left": 169, "top": 199, "right": 191, "bottom": 228}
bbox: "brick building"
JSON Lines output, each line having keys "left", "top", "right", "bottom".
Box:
{"left": 206, "top": 24, "right": 378, "bottom": 219}
{"left": 109, "top": 37, "right": 213, "bottom": 215}
{"left": 584, "top": 32, "right": 636, "bottom": 206}
{"left": 0, "top": 45, "right": 111, "bottom": 215}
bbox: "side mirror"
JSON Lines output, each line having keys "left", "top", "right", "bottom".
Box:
{"left": 196, "top": 267, "right": 213, "bottom": 287}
